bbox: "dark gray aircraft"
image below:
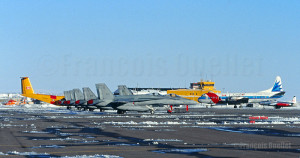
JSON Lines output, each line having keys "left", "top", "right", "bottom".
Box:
{"left": 93, "top": 83, "right": 198, "bottom": 114}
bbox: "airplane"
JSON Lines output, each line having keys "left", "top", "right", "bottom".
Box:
{"left": 83, "top": 86, "right": 114, "bottom": 111}
{"left": 73, "top": 88, "right": 87, "bottom": 108}
{"left": 21, "top": 77, "right": 64, "bottom": 105}
{"left": 260, "top": 96, "right": 297, "bottom": 109}
{"left": 198, "top": 76, "right": 286, "bottom": 108}
{"left": 98, "top": 83, "right": 198, "bottom": 114}
{"left": 61, "top": 90, "right": 75, "bottom": 109}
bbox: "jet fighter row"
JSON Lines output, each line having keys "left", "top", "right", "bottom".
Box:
{"left": 61, "top": 84, "right": 197, "bottom": 114}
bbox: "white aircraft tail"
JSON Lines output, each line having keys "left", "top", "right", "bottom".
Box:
{"left": 261, "top": 76, "right": 283, "bottom": 93}
{"left": 271, "top": 76, "right": 283, "bottom": 92}
{"left": 292, "top": 96, "right": 296, "bottom": 104}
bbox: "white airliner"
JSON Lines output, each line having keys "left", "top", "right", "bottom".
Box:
{"left": 198, "top": 76, "right": 285, "bottom": 108}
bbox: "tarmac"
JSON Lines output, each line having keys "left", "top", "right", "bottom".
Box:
{"left": 0, "top": 105, "right": 300, "bottom": 158}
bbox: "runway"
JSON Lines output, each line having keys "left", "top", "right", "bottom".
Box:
{"left": 0, "top": 105, "right": 300, "bottom": 158}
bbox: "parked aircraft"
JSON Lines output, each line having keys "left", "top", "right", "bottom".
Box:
{"left": 198, "top": 76, "right": 285, "bottom": 108}
{"left": 103, "top": 84, "right": 198, "bottom": 114}
{"left": 80, "top": 83, "right": 198, "bottom": 114}
{"left": 260, "top": 96, "right": 297, "bottom": 109}
{"left": 21, "top": 77, "right": 64, "bottom": 105}
{"left": 73, "top": 89, "right": 87, "bottom": 107}
{"left": 83, "top": 86, "right": 114, "bottom": 111}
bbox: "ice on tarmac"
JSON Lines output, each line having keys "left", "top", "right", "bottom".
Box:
{"left": 0, "top": 151, "right": 122, "bottom": 158}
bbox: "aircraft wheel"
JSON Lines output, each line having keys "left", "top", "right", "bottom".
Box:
{"left": 67, "top": 106, "right": 71, "bottom": 110}
{"left": 89, "top": 109, "right": 94, "bottom": 111}
{"left": 150, "top": 110, "right": 154, "bottom": 114}
{"left": 100, "top": 109, "right": 104, "bottom": 112}
{"left": 234, "top": 105, "right": 237, "bottom": 108}
{"left": 117, "top": 110, "right": 125, "bottom": 114}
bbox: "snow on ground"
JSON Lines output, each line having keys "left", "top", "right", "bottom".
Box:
{"left": 152, "top": 148, "right": 208, "bottom": 154}
{"left": 0, "top": 151, "right": 122, "bottom": 158}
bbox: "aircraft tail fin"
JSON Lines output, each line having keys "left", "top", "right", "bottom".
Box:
{"left": 69, "top": 90, "right": 75, "bottom": 101}
{"left": 21, "top": 77, "right": 35, "bottom": 95}
{"left": 83, "top": 87, "right": 97, "bottom": 101}
{"left": 73, "top": 89, "right": 85, "bottom": 101}
{"left": 64, "top": 91, "right": 71, "bottom": 101}
{"left": 118, "top": 85, "right": 133, "bottom": 96}
{"left": 292, "top": 96, "right": 297, "bottom": 104}
{"left": 96, "top": 83, "right": 114, "bottom": 100}
{"left": 271, "top": 76, "right": 283, "bottom": 92}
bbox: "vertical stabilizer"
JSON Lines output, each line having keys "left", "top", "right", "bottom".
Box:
{"left": 21, "top": 77, "right": 34, "bottom": 94}
{"left": 271, "top": 76, "right": 283, "bottom": 92}
{"left": 73, "top": 89, "right": 85, "bottom": 101}
{"left": 69, "top": 90, "right": 75, "bottom": 101}
{"left": 292, "top": 96, "right": 297, "bottom": 104}
{"left": 96, "top": 83, "right": 114, "bottom": 100}
{"left": 118, "top": 85, "right": 133, "bottom": 96}
{"left": 64, "top": 91, "right": 71, "bottom": 101}
{"left": 83, "top": 87, "right": 97, "bottom": 101}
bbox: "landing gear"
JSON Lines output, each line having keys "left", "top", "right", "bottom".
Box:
{"left": 67, "top": 106, "right": 71, "bottom": 110}
{"left": 89, "top": 108, "right": 94, "bottom": 111}
{"left": 117, "top": 110, "right": 125, "bottom": 114}
{"left": 99, "top": 109, "right": 105, "bottom": 112}
{"left": 234, "top": 105, "right": 237, "bottom": 108}
{"left": 275, "top": 106, "right": 281, "bottom": 109}
{"left": 150, "top": 110, "right": 154, "bottom": 114}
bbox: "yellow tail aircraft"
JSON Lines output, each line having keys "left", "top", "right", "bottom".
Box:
{"left": 21, "top": 77, "right": 64, "bottom": 105}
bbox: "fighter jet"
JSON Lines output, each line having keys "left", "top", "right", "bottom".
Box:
{"left": 72, "top": 88, "right": 90, "bottom": 110}
{"left": 260, "top": 96, "right": 297, "bottom": 109}
{"left": 62, "top": 91, "right": 75, "bottom": 109}
{"left": 83, "top": 87, "right": 114, "bottom": 111}
{"left": 96, "top": 83, "right": 198, "bottom": 114}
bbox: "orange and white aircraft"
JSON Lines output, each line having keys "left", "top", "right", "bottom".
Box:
{"left": 21, "top": 77, "right": 64, "bottom": 105}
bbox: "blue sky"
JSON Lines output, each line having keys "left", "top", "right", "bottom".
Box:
{"left": 0, "top": 0, "right": 299, "bottom": 100}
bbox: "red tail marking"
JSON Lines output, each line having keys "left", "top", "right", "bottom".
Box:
{"left": 50, "top": 95, "right": 57, "bottom": 99}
